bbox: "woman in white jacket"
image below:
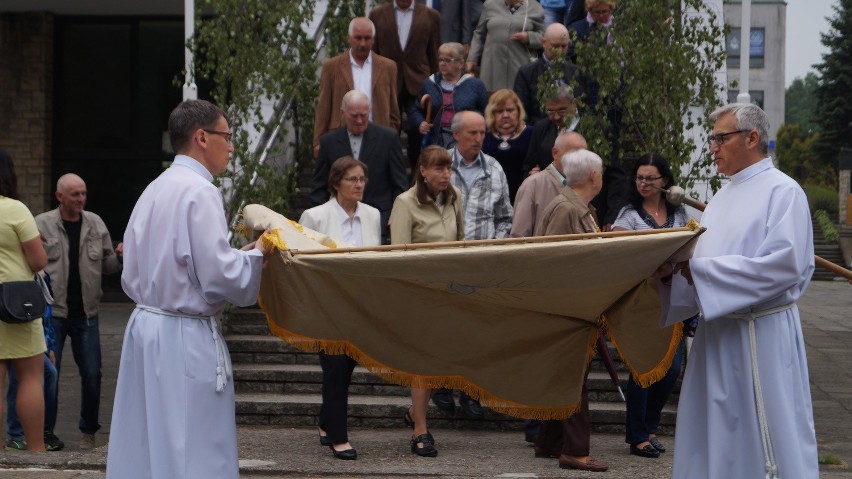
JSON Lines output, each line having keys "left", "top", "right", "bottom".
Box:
{"left": 299, "top": 156, "right": 380, "bottom": 460}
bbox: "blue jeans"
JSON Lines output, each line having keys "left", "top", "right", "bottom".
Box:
{"left": 53, "top": 314, "right": 102, "bottom": 434}
{"left": 624, "top": 341, "right": 684, "bottom": 445}
{"left": 6, "top": 355, "right": 59, "bottom": 439}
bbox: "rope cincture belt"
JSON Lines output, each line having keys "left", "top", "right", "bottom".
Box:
{"left": 136, "top": 305, "right": 231, "bottom": 393}
{"left": 726, "top": 302, "right": 795, "bottom": 479}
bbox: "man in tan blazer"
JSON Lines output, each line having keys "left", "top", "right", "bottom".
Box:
{"left": 369, "top": 0, "right": 441, "bottom": 164}
{"left": 313, "top": 17, "right": 401, "bottom": 157}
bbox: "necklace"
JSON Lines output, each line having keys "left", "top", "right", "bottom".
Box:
{"left": 497, "top": 132, "right": 513, "bottom": 150}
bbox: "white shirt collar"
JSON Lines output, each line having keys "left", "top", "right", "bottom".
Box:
{"left": 349, "top": 49, "right": 373, "bottom": 67}
{"left": 173, "top": 154, "right": 214, "bottom": 182}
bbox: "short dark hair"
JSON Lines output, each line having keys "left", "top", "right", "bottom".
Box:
{"left": 168, "top": 100, "right": 227, "bottom": 153}
{"left": 0, "top": 149, "right": 19, "bottom": 200}
{"left": 328, "top": 156, "right": 368, "bottom": 197}
{"left": 415, "top": 146, "right": 456, "bottom": 206}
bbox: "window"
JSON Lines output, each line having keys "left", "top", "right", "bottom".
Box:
{"left": 727, "top": 90, "right": 764, "bottom": 109}
{"left": 726, "top": 27, "right": 765, "bottom": 69}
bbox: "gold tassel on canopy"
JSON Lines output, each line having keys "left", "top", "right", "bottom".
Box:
{"left": 242, "top": 204, "right": 702, "bottom": 420}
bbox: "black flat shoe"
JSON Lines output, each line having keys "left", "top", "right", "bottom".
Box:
{"left": 631, "top": 443, "right": 660, "bottom": 458}
{"left": 431, "top": 389, "right": 455, "bottom": 414}
{"left": 411, "top": 433, "right": 438, "bottom": 457}
{"left": 649, "top": 437, "right": 666, "bottom": 453}
{"left": 459, "top": 393, "right": 484, "bottom": 419}
{"left": 330, "top": 445, "right": 357, "bottom": 460}
{"left": 319, "top": 431, "right": 332, "bottom": 447}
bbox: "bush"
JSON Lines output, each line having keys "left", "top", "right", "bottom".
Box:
{"left": 814, "top": 210, "right": 840, "bottom": 242}
{"left": 804, "top": 184, "right": 839, "bottom": 216}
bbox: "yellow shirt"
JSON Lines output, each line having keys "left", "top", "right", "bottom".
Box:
{"left": 0, "top": 196, "right": 46, "bottom": 359}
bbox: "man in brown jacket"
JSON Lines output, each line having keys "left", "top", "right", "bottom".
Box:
{"left": 369, "top": 0, "right": 441, "bottom": 163}
{"left": 313, "top": 17, "right": 400, "bottom": 157}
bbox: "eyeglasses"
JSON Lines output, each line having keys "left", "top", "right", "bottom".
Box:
{"left": 708, "top": 129, "right": 746, "bottom": 147}
{"left": 438, "top": 57, "right": 462, "bottom": 63}
{"left": 635, "top": 175, "right": 663, "bottom": 183}
{"left": 203, "top": 129, "right": 233, "bottom": 144}
{"left": 342, "top": 176, "right": 368, "bottom": 184}
{"left": 545, "top": 107, "right": 570, "bottom": 116}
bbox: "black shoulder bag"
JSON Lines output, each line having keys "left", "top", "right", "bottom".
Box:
{"left": 0, "top": 280, "right": 47, "bottom": 324}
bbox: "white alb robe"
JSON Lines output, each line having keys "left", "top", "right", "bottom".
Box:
{"left": 106, "top": 155, "right": 264, "bottom": 479}
{"left": 663, "top": 158, "right": 819, "bottom": 478}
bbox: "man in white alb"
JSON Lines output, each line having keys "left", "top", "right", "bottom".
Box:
{"left": 106, "top": 100, "right": 272, "bottom": 479}
{"left": 664, "top": 103, "right": 819, "bottom": 479}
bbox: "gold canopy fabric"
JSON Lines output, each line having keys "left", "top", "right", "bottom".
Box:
{"left": 242, "top": 204, "right": 699, "bottom": 419}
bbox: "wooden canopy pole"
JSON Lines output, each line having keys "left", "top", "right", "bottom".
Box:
{"left": 288, "top": 226, "right": 701, "bottom": 255}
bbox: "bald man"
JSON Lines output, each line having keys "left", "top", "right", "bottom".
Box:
{"left": 34, "top": 173, "right": 123, "bottom": 450}
{"left": 510, "top": 130, "right": 587, "bottom": 238}
{"left": 513, "top": 22, "right": 578, "bottom": 124}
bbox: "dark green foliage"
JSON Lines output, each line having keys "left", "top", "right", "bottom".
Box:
{"left": 785, "top": 73, "right": 819, "bottom": 134}
{"left": 776, "top": 124, "right": 829, "bottom": 185}
{"left": 805, "top": 184, "right": 839, "bottom": 217}
{"left": 815, "top": 0, "right": 852, "bottom": 179}
{"left": 570, "top": 0, "right": 727, "bottom": 192}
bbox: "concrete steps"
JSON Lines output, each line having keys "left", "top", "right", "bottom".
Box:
{"left": 225, "top": 308, "right": 679, "bottom": 433}
{"left": 812, "top": 218, "right": 847, "bottom": 281}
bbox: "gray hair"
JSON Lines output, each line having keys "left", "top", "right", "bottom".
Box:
{"left": 439, "top": 42, "right": 465, "bottom": 59}
{"left": 348, "top": 17, "right": 376, "bottom": 37}
{"left": 553, "top": 130, "right": 587, "bottom": 153}
{"left": 341, "top": 90, "right": 370, "bottom": 112}
{"left": 562, "top": 149, "right": 603, "bottom": 186}
{"left": 550, "top": 83, "right": 575, "bottom": 103}
{"left": 450, "top": 110, "right": 483, "bottom": 133}
{"left": 710, "top": 102, "right": 769, "bottom": 153}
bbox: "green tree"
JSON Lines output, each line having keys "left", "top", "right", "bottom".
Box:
{"left": 190, "top": 0, "right": 361, "bottom": 234}
{"left": 814, "top": 0, "right": 852, "bottom": 183}
{"left": 570, "top": 0, "right": 727, "bottom": 192}
{"left": 775, "top": 123, "right": 825, "bottom": 183}
{"left": 785, "top": 72, "right": 819, "bottom": 134}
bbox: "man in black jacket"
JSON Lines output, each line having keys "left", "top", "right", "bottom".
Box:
{"left": 310, "top": 90, "right": 409, "bottom": 243}
{"left": 513, "top": 23, "right": 577, "bottom": 125}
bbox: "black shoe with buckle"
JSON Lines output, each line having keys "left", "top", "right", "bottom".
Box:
{"left": 459, "top": 392, "right": 484, "bottom": 419}
{"left": 630, "top": 443, "right": 660, "bottom": 458}
{"left": 431, "top": 389, "right": 455, "bottom": 414}
{"left": 410, "top": 433, "right": 438, "bottom": 457}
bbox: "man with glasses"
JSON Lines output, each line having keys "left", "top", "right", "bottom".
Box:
{"left": 523, "top": 84, "right": 628, "bottom": 230}
{"left": 513, "top": 23, "right": 578, "bottom": 124}
{"left": 310, "top": 90, "right": 409, "bottom": 244}
{"left": 369, "top": 0, "right": 441, "bottom": 164}
{"left": 663, "top": 103, "right": 819, "bottom": 478}
{"left": 107, "top": 99, "right": 273, "bottom": 479}
{"left": 313, "top": 17, "right": 400, "bottom": 158}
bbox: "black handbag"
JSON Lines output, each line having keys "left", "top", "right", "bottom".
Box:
{"left": 0, "top": 280, "right": 46, "bottom": 324}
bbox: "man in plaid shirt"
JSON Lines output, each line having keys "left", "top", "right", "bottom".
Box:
{"left": 448, "top": 110, "right": 513, "bottom": 241}
{"left": 432, "top": 110, "right": 513, "bottom": 419}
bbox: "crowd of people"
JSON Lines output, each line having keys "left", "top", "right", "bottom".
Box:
{"left": 0, "top": 0, "right": 825, "bottom": 478}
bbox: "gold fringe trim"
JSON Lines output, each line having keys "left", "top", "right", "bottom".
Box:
{"left": 257, "top": 294, "right": 583, "bottom": 420}
{"left": 685, "top": 218, "right": 701, "bottom": 231}
{"left": 603, "top": 315, "right": 683, "bottom": 388}
{"left": 259, "top": 228, "right": 287, "bottom": 254}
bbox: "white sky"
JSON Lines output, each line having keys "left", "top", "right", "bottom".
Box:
{"left": 785, "top": 0, "right": 836, "bottom": 86}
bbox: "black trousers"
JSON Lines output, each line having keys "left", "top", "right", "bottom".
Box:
{"left": 318, "top": 353, "right": 357, "bottom": 444}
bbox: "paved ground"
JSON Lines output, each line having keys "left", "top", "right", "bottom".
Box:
{"left": 1, "top": 280, "right": 850, "bottom": 478}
